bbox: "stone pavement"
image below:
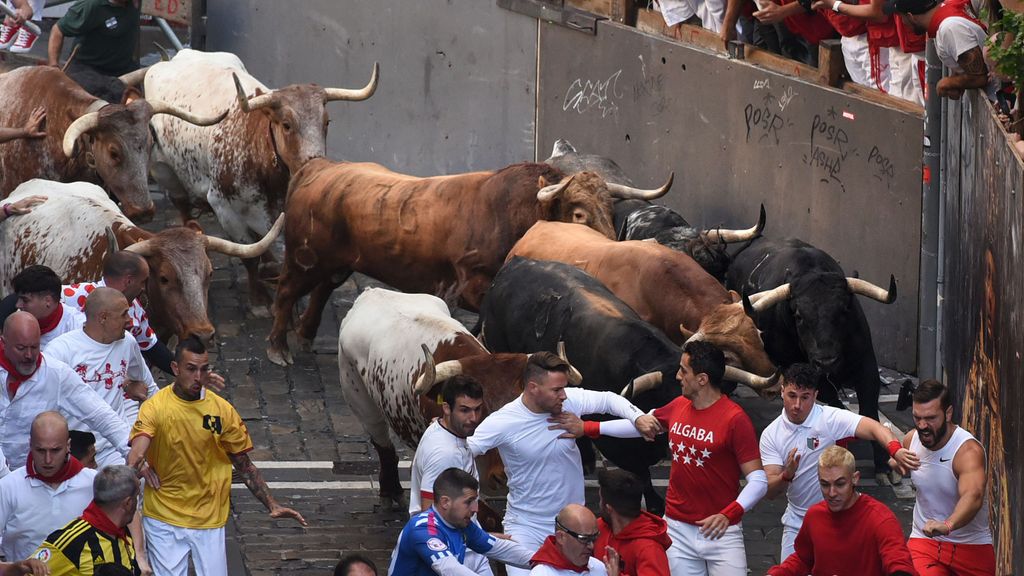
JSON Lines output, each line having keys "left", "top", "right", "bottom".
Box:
{"left": 143, "top": 190, "right": 918, "bottom": 575}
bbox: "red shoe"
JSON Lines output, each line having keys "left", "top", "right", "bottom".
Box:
{"left": 9, "top": 26, "right": 36, "bottom": 53}
{"left": 0, "top": 22, "right": 20, "bottom": 50}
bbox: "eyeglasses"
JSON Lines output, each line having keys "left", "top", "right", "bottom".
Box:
{"left": 555, "top": 518, "right": 599, "bottom": 545}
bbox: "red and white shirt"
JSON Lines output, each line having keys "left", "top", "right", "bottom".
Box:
{"left": 653, "top": 395, "right": 760, "bottom": 524}
{"left": 61, "top": 280, "right": 158, "bottom": 351}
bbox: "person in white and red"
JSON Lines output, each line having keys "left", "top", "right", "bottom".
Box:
{"left": 574, "top": 341, "right": 768, "bottom": 576}
{"left": 0, "top": 311, "right": 131, "bottom": 467}
{"left": 899, "top": 380, "right": 995, "bottom": 575}
{"left": 760, "top": 363, "right": 920, "bottom": 560}
{"left": 529, "top": 504, "right": 620, "bottom": 576}
{"left": 0, "top": 411, "right": 96, "bottom": 563}
{"left": 466, "top": 352, "right": 661, "bottom": 576}
{"left": 884, "top": 0, "right": 992, "bottom": 99}
{"left": 11, "top": 266, "right": 84, "bottom": 349}
{"left": 45, "top": 287, "right": 158, "bottom": 467}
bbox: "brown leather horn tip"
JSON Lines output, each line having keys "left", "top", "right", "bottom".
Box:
{"left": 412, "top": 343, "right": 436, "bottom": 395}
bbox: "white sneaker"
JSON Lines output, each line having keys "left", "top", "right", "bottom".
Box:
{"left": 9, "top": 26, "right": 37, "bottom": 54}
{"left": 0, "top": 22, "right": 20, "bottom": 50}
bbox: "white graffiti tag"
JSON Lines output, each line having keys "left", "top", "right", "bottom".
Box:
{"left": 563, "top": 70, "right": 624, "bottom": 118}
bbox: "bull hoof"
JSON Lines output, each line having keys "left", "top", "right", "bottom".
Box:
{"left": 250, "top": 305, "right": 272, "bottom": 319}
{"left": 266, "top": 346, "right": 293, "bottom": 366}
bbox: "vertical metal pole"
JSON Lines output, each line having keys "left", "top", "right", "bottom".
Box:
{"left": 918, "top": 39, "right": 943, "bottom": 380}
{"left": 154, "top": 17, "right": 185, "bottom": 51}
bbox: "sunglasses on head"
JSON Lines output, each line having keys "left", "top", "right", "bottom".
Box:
{"left": 555, "top": 518, "right": 600, "bottom": 545}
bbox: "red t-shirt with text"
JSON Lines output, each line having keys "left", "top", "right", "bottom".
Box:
{"left": 654, "top": 395, "right": 760, "bottom": 523}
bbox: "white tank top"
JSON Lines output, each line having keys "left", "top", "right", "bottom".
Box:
{"left": 910, "top": 426, "right": 992, "bottom": 544}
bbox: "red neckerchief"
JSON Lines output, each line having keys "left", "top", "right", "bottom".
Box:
{"left": 0, "top": 341, "right": 42, "bottom": 399}
{"left": 36, "top": 305, "right": 64, "bottom": 335}
{"left": 81, "top": 501, "right": 128, "bottom": 540}
{"left": 927, "top": 0, "right": 984, "bottom": 38}
{"left": 26, "top": 452, "right": 84, "bottom": 484}
{"left": 530, "top": 536, "right": 589, "bottom": 573}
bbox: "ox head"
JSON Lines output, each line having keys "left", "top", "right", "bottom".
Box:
{"left": 680, "top": 292, "right": 777, "bottom": 379}
{"left": 62, "top": 98, "right": 229, "bottom": 223}
{"left": 742, "top": 273, "right": 897, "bottom": 374}
{"left": 652, "top": 205, "right": 766, "bottom": 281}
{"left": 121, "top": 214, "right": 285, "bottom": 343}
{"left": 537, "top": 171, "right": 673, "bottom": 240}
{"left": 232, "top": 64, "right": 379, "bottom": 173}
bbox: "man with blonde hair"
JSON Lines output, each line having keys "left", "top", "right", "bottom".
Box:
{"left": 768, "top": 445, "right": 917, "bottom": 576}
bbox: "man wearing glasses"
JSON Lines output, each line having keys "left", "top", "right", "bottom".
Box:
{"left": 529, "top": 504, "right": 620, "bottom": 575}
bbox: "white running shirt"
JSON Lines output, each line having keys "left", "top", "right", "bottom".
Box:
{"left": 38, "top": 304, "right": 85, "bottom": 349}
{"left": 760, "top": 403, "right": 862, "bottom": 528}
{"left": 409, "top": 419, "right": 478, "bottom": 516}
{"left": 0, "top": 466, "right": 97, "bottom": 561}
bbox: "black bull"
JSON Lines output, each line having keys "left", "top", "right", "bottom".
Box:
{"left": 481, "top": 257, "right": 682, "bottom": 515}
{"left": 726, "top": 237, "right": 897, "bottom": 474}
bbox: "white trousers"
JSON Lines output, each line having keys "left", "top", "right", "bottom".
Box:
{"left": 889, "top": 49, "right": 925, "bottom": 105}
{"left": 504, "top": 518, "right": 549, "bottom": 576}
{"left": 665, "top": 516, "right": 747, "bottom": 576}
{"left": 780, "top": 523, "right": 800, "bottom": 562}
{"left": 143, "top": 516, "right": 227, "bottom": 576}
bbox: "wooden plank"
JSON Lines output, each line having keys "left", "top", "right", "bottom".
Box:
{"left": 568, "top": 0, "right": 611, "bottom": 18}
{"left": 636, "top": 7, "right": 672, "bottom": 36}
{"left": 142, "top": 0, "right": 192, "bottom": 26}
{"left": 842, "top": 82, "right": 924, "bottom": 115}
{"left": 817, "top": 38, "right": 845, "bottom": 88}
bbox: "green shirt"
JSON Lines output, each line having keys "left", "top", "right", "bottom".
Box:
{"left": 57, "top": 0, "right": 140, "bottom": 76}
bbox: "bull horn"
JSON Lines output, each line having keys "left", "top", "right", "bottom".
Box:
{"left": 124, "top": 238, "right": 156, "bottom": 257}
{"left": 232, "top": 72, "right": 277, "bottom": 113}
{"left": 148, "top": 98, "right": 230, "bottom": 127}
{"left": 679, "top": 324, "right": 696, "bottom": 340}
{"left": 536, "top": 175, "right": 575, "bottom": 202}
{"left": 702, "top": 204, "right": 767, "bottom": 244}
{"left": 153, "top": 42, "right": 171, "bottom": 62}
{"left": 105, "top": 226, "right": 119, "bottom": 253}
{"left": 62, "top": 111, "right": 102, "bottom": 157}
{"left": 324, "top": 62, "right": 380, "bottom": 102}
{"left": 621, "top": 371, "right": 662, "bottom": 397}
{"left": 413, "top": 344, "right": 464, "bottom": 395}
{"left": 205, "top": 213, "right": 285, "bottom": 259}
{"left": 682, "top": 329, "right": 705, "bottom": 345}
{"left": 724, "top": 365, "right": 781, "bottom": 391}
{"left": 556, "top": 341, "right": 583, "bottom": 386}
{"left": 748, "top": 283, "right": 791, "bottom": 313}
{"left": 605, "top": 172, "right": 674, "bottom": 200}
{"left": 118, "top": 65, "right": 151, "bottom": 87}
{"left": 847, "top": 274, "right": 897, "bottom": 304}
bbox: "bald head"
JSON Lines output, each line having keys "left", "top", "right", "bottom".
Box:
{"left": 30, "top": 411, "right": 70, "bottom": 479}
{"left": 31, "top": 411, "right": 69, "bottom": 443}
{"left": 83, "top": 287, "right": 131, "bottom": 343}
{"left": 557, "top": 503, "right": 598, "bottom": 533}
{"left": 84, "top": 287, "right": 128, "bottom": 320}
{"left": 2, "top": 311, "right": 41, "bottom": 375}
{"left": 554, "top": 504, "right": 599, "bottom": 567}
{"left": 3, "top": 310, "right": 40, "bottom": 341}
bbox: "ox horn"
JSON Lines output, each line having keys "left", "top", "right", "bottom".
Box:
{"left": 621, "top": 371, "right": 662, "bottom": 398}
{"left": 703, "top": 204, "right": 767, "bottom": 244}
{"left": 324, "top": 62, "right": 380, "bottom": 102}
{"left": 125, "top": 238, "right": 155, "bottom": 257}
{"left": 148, "top": 99, "right": 230, "bottom": 127}
{"left": 412, "top": 344, "right": 464, "bottom": 395}
{"left": 556, "top": 341, "right": 583, "bottom": 386}
{"left": 205, "top": 213, "right": 285, "bottom": 259}
{"left": 606, "top": 172, "right": 674, "bottom": 200}
{"left": 746, "top": 283, "right": 792, "bottom": 314}
{"left": 118, "top": 65, "right": 151, "bottom": 87}
{"left": 105, "top": 226, "right": 119, "bottom": 253}
{"left": 536, "top": 175, "right": 575, "bottom": 202}
{"left": 153, "top": 42, "right": 171, "bottom": 62}
{"left": 62, "top": 112, "right": 102, "bottom": 157}
{"left": 724, "top": 365, "right": 781, "bottom": 391}
{"left": 679, "top": 324, "right": 698, "bottom": 341}
{"left": 847, "top": 274, "right": 897, "bottom": 304}
{"left": 233, "top": 72, "right": 276, "bottom": 112}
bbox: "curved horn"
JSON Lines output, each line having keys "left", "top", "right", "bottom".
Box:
{"left": 605, "top": 172, "right": 674, "bottom": 200}
{"left": 324, "top": 62, "right": 380, "bottom": 102}
{"left": 124, "top": 238, "right": 156, "bottom": 257}
{"left": 62, "top": 112, "right": 102, "bottom": 157}
{"left": 724, "top": 366, "right": 781, "bottom": 390}
{"left": 205, "top": 213, "right": 285, "bottom": 259}
{"left": 153, "top": 42, "right": 171, "bottom": 62}
{"left": 703, "top": 204, "right": 767, "bottom": 244}
{"left": 105, "top": 226, "right": 119, "bottom": 253}
{"left": 556, "top": 341, "right": 583, "bottom": 386}
{"left": 749, "top": 283, "right": 791, "bottom": 313}
{"left": 679, "top": 324, "right": 696, "bottom": 341}
{"left": 148, "top": 98, "right": 230, "bottom": 126}
{"left": 232, "top": 72, "right": 277, "bottom": 113}
{"left": 847, "top": 274, "right": 897, "bottom": 304}
{"left": 413, "top": 344, "right": 465, "bottom": 395}
{"left": 620, "top": 371, "right": 662, "bottom": 397}
{"left": 536, "top": 175, "right": 575, "bottom": 202}
{"left": 118, "top": 65, "right": 151, "bottom": 87}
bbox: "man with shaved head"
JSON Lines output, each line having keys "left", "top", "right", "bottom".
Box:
{"left": 0, "top": 411, "right": 96, "bottom": 562}
{"left": 46, "top": 287, "right": 158, "bottom": 467}
{"left": 529, "top": 504, "right": 619, "bottom": 575}
{"left": 0, "top": 311, "right": 131, "bottom": 466}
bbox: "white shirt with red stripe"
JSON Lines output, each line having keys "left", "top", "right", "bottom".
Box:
{"left": 409, "top": 418, "right": 477, "bottom": 516}
{"left": 61, "top": 280, "right": 158, "bottom": 351}
{"left": 653, "top": 395, "right": 760, "bottom": 524}
{"left": 38, "top": 304, "right": 84, "bottom": 349}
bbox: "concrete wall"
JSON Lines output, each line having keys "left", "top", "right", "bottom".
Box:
{"left": 206, "top": 0, "right": 538, "bottom": 175}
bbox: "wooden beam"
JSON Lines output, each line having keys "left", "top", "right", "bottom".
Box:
{"left": 817, "top": 39, "right": 846, "bottom": 87}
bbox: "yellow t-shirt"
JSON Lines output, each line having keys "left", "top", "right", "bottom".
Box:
{"left": 130, "top": 387, "right": 253, "bottom": 529}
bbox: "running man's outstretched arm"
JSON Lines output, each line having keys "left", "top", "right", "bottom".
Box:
{"left": 229, "top": 452, "right": 308, "bottom": 526}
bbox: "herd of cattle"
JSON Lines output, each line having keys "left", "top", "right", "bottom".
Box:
{"left": 0, "top": 49, "right": 899, "bottom": 512}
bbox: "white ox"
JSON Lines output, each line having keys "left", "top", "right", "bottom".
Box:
{"left": 0, "top": 180, "right": 282, "bottom": 343}
{"left": 145, "top": 49, "right": 378, "bottom": 315}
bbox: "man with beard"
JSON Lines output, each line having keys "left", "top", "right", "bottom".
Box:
{"left": 767, "top": 445, "right": 916, "bottom": 575}
{"left": 898, "top": 380, "right": 994, "bottom": 575}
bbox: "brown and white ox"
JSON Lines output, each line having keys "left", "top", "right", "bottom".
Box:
{"left": 507, "top": 221, "right": 777, "bottom": 379}
{"left": 0, "top": 66, "right": 227, "bottom": 222}
{"left": 0, "top": 180, "right": 282, "bottom": 343}
{"left": 145, "top": 49, "right": 378, "bottom": 313}
{"left": 338, "top": 287, "right": 579, "bottom": 511}
{"left": 269, "top": 158, "right": 673, "bottom": 365}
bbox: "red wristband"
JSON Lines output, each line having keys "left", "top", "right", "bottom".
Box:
{"left": 781, "top": 470, "right": 795, "bottom": 482}
{"left": 720, "top": 500, "right": 744, "bottom": 525}
{"left": 583, "top": 420, "right": 601, "bottom": 439}
{"left": 2, "top": 204, "right": 10, "bottom": 218}
{"left": 887, "top": 440, "right": 903, "bottom": 458}
{"left": 943, "top": 519, "right": 954, "bottom": 533}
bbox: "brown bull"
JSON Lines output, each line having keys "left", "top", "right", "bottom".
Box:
{"left": 507, "top": 221, "right": 776, "bottom": 377}
{"left": 268, "top": 158, "right": 672, "bottom": 365}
